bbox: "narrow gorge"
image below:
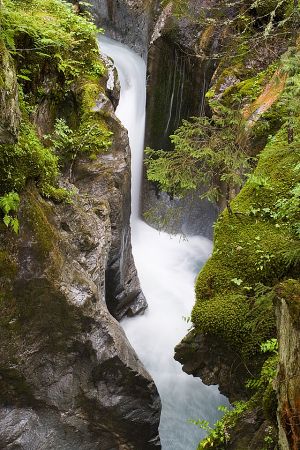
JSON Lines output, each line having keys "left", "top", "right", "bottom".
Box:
{"left": 99, "top": 35, "right": 228, "bottom": 450}
{"left": 0, "top": 1, "right": 299, "bottom": 450}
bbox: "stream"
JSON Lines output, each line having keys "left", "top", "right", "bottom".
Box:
{"left": 99, "top": 36, "right": 229, "bottom": 450}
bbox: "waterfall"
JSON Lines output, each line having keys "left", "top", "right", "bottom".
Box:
{"left": 99, "top": 36, "right": 229, "bottom": 450}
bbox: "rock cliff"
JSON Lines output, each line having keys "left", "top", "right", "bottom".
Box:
{"left": 171, "top": 1, "right": 300, "bottom": 447}
{"left": 87, "top": 0, "right": 160, "bottom": 57}
{"left": 143, "top": 1, "right": 220, "bottom": 237}
{"left": 0, "top": 1, "right": 161, "bottom": 448}
{"left": 0, "top": 43, "right": 20, "bottom": 144}
{"left": 0, "top": 181, "right": 160, "bottom": 449}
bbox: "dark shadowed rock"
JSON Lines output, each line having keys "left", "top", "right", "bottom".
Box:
{"left": 0, "top": 44, "right": 20, "bottom": 144}
{"left": 0, "top": 185, "right": 161, "bottom": 449}
{"left": 174, "top": 330, "right": 262, "bottom": 403}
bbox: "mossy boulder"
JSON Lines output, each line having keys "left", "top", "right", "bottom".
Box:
{"left": 190, "top": 127, "right": 299, "bottom": 360}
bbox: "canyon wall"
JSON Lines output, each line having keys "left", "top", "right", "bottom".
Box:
{"left": 0, "top": 3, "right": 161, "bottom": 448}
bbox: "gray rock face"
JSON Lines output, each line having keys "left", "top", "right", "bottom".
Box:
{"left": 174, "top": 330, "right": 262, "bottom": 403}
{"left": 87, "top": 0, "right": 218, "bottom": 238}
{"left": 88, "top": 0, "right": 160, "bottom": 57}
{"left": 72, "top": 112, "right": 148, "bottom": 320}
{"left": 0, "top": 36, "right": 161, "bottom": 449}
{"left": 0, "top": 45, "right": 20, "bottom": 144}
{"left": 142, "top": 1, "right": 220, "bottom": 238}
{"left": 0, "top": 179, "right": 160, "bottom": 449}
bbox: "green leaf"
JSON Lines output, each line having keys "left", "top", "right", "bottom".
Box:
{"left": 3, "top": 215, "right": 11, "bottom": 227}
{"left": 231, "top": 278, "right": 243, "bottom": 286}
{"left": 17, "top": 74, "right": 31, "bottom": 81}
{"left": 11, "top": 218, "right": 20, "bottom": 234}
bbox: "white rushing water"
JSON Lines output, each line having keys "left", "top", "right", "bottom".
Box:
{"left": 99, "top": 36, "right": 229, "bottom": 450}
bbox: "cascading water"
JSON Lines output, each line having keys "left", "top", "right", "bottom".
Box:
{"left": 99, "top": 36, "right": 229, "bottom": 450}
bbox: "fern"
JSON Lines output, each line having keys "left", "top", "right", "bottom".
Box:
{"left": 0, "top": 192, "right": 20, "bottom": 233}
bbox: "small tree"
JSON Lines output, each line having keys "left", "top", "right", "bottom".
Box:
{"left": 145, "top": 103, "right": 251, "bottom": 211}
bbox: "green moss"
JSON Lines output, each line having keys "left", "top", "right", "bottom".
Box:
{"left": 0, "top": 0, "right": 112, "bottom": 199}
{"left": 0, "top": 119, "right": 60, "bottom": 195}
{"left": 75, "top": 114, "right": 112, "bottom": 158}
{"left": 23, "top": 191, "right": 58, "bottom": 257}
{"left": 221, "top": 64, "right": 278, "bottom": 106}
{"left": 71, "top": 78, "right": 113, "bottom": 157}
{"left": 275, "top": 279, "right": 300, "bottom": 330}
{"left": 192, "top": 294, "right": 249, "bottom": 348}
{"left": 192, "top": 126, "right": 299, "bottom": 357}
{"left": 211, "top": 35, "right": 257, "bottom": 96}
{"left": 263, "top": 383, "right": 278, "bottom": 424}
{"left": 81, "top": 77, "right": 104, "bottom": 112}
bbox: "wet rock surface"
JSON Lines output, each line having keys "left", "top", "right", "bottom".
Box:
{"left": 0, "top": 39, "right": 160, "bottom": 449}
{"left": 174, "top": 331, "right": 253, "bottom": 403}
{"left": 0, "top": 44, "right": 20, "bottom": 144}
{"left": 0, "top": 180, "right": 160, "bottom": 449}
{"left": 142, "top": 0, "right": 220, "bottom": 237}
{"left": 88, "top": 0, "right": 160, "bottom": 57}
{"left": 73, "top": 112, "right": 148, "bottom": 320}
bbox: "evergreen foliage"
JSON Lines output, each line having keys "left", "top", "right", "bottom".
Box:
{"left": 146, "top": 103, "right": 251, "bottom": 206}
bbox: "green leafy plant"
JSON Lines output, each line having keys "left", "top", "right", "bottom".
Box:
{"left": 231, "top": 278, "right": 243, "bottom": 286}
{"left": 190, "top": 402, "right": 248, "bottom": 449}
{"left": 263, "top": 426, "right": 275, "bottom": 450}
{"left": 1, "top": 0, "right": 105, "bottom": 83}
{"left": 146, "top": 103, "right": 251, "bottom": 210}
{"left": 47, "top": 118, "right": 112, "bottom": 164}
{"left": 246, "top": 339, "right": 278, "bottom": 390}
{"left": 0, "top": 0, "right": 112, "bottom": 207}
{"left": 46, "top": 118, "right": 74, "bottom": 153}
{"left": 260, "top": 338, "right": 278, "bottom": 354}
{"left": 0, "top": 192, "right": 20, "bottom": 233}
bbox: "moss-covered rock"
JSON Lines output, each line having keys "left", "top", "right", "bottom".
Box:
{"left": 263, "top": 383, "right": 278, "bottom": 425}
{"left": 0, "top": 0, "right": 111, "bottom": 199}
{"left": 190, "top": 125, "right": 299, "bottom": 360}
{"left": 0, "top": 39, "right": 20, "bottom": 144}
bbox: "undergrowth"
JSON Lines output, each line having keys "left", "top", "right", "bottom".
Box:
{"left": 0, "top": 0, "right": 113, "bottom": 232}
